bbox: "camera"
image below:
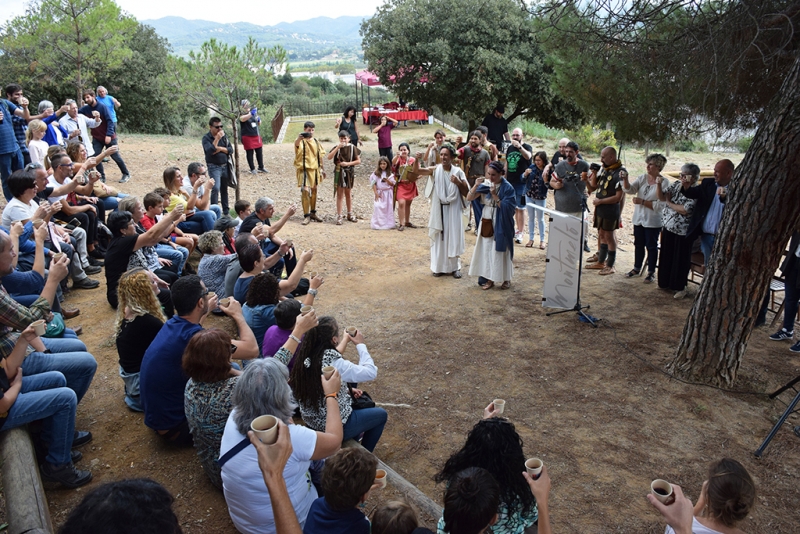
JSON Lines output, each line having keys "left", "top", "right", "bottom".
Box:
{"left": 589, "top": 162, "right": 601, "bottom": 172}
{"left": 300, "top": 132, "right": 311, "bottom": 138}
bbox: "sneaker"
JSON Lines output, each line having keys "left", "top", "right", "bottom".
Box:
{"left": 73, "top": 430, "right": 93, "bottom": 447}
{"left": 790, "top": 341, "right": 800, "bottom": 353}
{"left": 644, "top": 273, "right": 655, "bottom": 284}
{"left": 71, "top": 449, "right": 82, "bottom": 463}
{"left": 310, "top": 213, "right": 323, "bottom": 222}
{"left": 769, "top": 328, "right": 794, "bottom": 341}
{"left": 83, "top": 265, "right": 102, "bottom": 275}
{"left": 514, "top": 232, "right": 523, "bottom": 244}
{"left": 674, "top": 290, "right": 688, "bottom": 299}
{"left": 249, "top": 169, "right": 258, "bottom": 175}
{"left": 72, "top": 277, "right": 100, "bottom": 289}
{"left": 40, "top": 461, "right": 92, "bottom": 488}
{"left": 119, "top": 174, "right": 131, "bottom": 183}
{"left": 257, "top": 168, "right": 269, "bottom": 174}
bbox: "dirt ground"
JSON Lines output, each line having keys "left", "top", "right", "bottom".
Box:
{"left": 7, "top": 126, "right": 800, "bottom": 533}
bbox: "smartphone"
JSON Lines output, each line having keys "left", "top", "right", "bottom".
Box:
{"left": 65, "top": 218, "right": 81, "bottom": 231}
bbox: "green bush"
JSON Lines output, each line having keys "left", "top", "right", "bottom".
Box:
{"left": 736, "top": 135, "right": 753, "bottom": 153}
{"left": 673, "top": 138, "right": 708, "bottom": 153}
{"left": 565, "top": 125, "right": 617, "bottom": 155}
{"left": 517, "top": 119, "right": 564, "bottom": 141}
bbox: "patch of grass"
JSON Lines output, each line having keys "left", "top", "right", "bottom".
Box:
{"left": 517, "top": 119, "right": 565, "bottom": 141}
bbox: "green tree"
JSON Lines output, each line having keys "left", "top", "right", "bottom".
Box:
{"left": 0, "top": 0, "right": 138, "bottom": 100}
{"left": 360, "top": 0, "right": 581, "bottom": 130}
{"left": 170, "top": 37, "right": 286, "bottom": 200}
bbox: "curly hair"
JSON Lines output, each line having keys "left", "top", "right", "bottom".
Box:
{"left": 245, "top": 272, "right": 280, "bottom": 307}
{"left": 198, "top": 230, "right": 223, "bottom": 254}
{"left": 289, "top": 316, "right": 338, "bottom": 409}
{"left": 322, "top": 448, "right": 378, "bottom": 511}
{"left": 65, "top": 139, "right": 86, "bottom": 163}
{"left": 371, "top": 500, "right": 419, "bottom": 534}
{"left": 705, "top": 458, "right": 755, "bottom": 527}
{"left": 645, "top": 153, "right": 667, "bottom": 171}
{"left": 182, "top": 328, "right": 232, "bottom": 383}
{"left": 115, "top": 268, "right": 166, "bottom": 335}
{"left": 435, "top": 418, "right": 536, "bottom": 519}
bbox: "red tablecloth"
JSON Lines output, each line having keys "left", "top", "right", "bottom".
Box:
{"left": 362, "top": 109, "right": 429, "bottom": 124}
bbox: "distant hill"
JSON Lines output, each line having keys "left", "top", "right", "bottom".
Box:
{"left": 141, "top": 16, "right": 366, "bottom": 61}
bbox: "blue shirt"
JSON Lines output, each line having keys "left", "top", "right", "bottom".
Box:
{"left": 0, "top": 100, "right": 21, "bottom": 155}
{"left": 302, "top": 497, "right": 370, "bottom": 534}
{"left": 702, "top": 192, "right": 725, "bottom": 235}
{"left": 42, "top": 114, "right": 68, "bottom": 147}
{"left": 233, "top": 276, "right": 253, "bottom": 303}
{"left": 79, "top": 101, "right": 115, "bottom": 139}
{"left": 140, "top": 316, "right": 203, "bottom": 430}
{"left": 242, "top": 303, "right": 275, "bottom": 353}
{"left": 95, "top": 95, "right": 118, "bottom": 123}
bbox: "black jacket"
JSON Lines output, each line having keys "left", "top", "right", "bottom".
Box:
{"left": 683, "top": 178, "right": 726, "bottom": 238}
{"left": 781, "top": 232, "right": 800, "bottom": 289}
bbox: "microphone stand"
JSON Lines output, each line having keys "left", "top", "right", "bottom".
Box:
{"left": 546, "top": 179, "right": 597, "bottom": 327}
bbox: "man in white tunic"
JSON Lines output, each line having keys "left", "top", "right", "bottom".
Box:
{"left": 414, "top": 145, "right": 469, "bottom": 277}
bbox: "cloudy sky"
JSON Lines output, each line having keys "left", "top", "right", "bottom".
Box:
{"left": 0, "top": 0, "right": 386, "bottom": 25}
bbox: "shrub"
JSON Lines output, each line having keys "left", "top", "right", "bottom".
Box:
{"left": 736, "top": 135, "right": 753, "bottom": 153}
{"left": 565, "top": 124, "right": 617, "bottom": 155}
{"left": 517, "top": 119, "right": 565, "bottom": 141}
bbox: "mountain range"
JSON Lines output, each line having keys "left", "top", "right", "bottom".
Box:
{"left": 141, "top": 16, "right": 366, "bottom": 61}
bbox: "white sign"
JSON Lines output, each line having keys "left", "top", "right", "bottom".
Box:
{"left": 530, "top": 205, "right": 586, "bottom": 309}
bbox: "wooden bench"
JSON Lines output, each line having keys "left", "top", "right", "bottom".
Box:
{"left": 0, "top": 428, "right": 54, "bottom": 534}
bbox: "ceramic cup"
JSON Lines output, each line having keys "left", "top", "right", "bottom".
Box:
{"left": 374, "top": 469, "right": 387, "bottom": 489}
{"left": 31, "top": 319, "right": 46, "bottom": 336}
{"left": 251, "top": 415, "right": 279, "bottom": 445}
{"left": 650, "top": 479, "right": 675, "bottom": 505}
{"left": 493, "top": 399, "right": 506, "bottom": 414}
{"left": 322, "top": 366, "right": 335, "bottom": 379}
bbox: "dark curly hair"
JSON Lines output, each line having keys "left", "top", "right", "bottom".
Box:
{"left": 435, "top": 418, "right": 535, "bottom": 518}
{"left": 245, "top": 272, "right": 280, "bottom": 307}
{"left": 706, "top": 458, "right": 755, "bottom": 527}
{"left": 289, "top": 316, "right": 338, "bottom": 409}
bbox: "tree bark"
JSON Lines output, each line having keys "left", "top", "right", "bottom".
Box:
{"left": 230, "top": 117, "right": 241, "bottom": 202}
{"left": 668, "top": 54, "right": 800, "bottom": 386}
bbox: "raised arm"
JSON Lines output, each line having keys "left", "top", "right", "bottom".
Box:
{"left": 134, "top": 205, "right": 184, "bottom": 251}
{"left": 412, "top": 152, "right": 434, "bottom": 176}
{"left": 217, "top": 298, "right": 259, "bottom": 359}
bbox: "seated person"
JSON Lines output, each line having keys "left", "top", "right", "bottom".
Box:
{"left": 220, "top": 337, "right": 341, "bottom": 534}
{"left": 115, "top": 268, "right": 166, "bottom": 412}
{"left": 163, "top": 165, "right": 217, "bottom": 234}
{"left": 140, "top": 192, "right": 190, "bottom": 275}
{"left": 242, "top": 272, "right": 280, "bottom": 354}
{"left": 57, "top": 478, "right": 182, "bottom": 533}
{"left": 281, "top": 317, "right": 386, "bottom": 452}
{"left": 65, "top": 139, "right": 126, "bottom": 212}
{"left": 303, "top": 447, "right": 377, "bottom": 534}
{"left": 227, "top": 232, "right": 287, "bottom": 298}
{"left": 371, "top": 501, "right": 431, "bottom": 534}
{"left": 197, "top": 230, "right": 239, "bottom": 298}
{"left": 238, "top": 196, "right": 297, "bottom": 278}
{"left": 118, "top": 196, "right": 179, "bottom": 285}
{"left": 234, "top": 244, "right": 312, "bottom": 303}
{"left": 140, "top": 275, "right": 257, "bottom": 447}
{"left": 105, "top": 208, "right": 184, "bottom": 314}
{"left": 183, "top": 328, "right": 241, "bottom": 490}
{"left": 434, "top": 408, "right": 546, "bottom": 534}
{"left": 151, "top": 187, "right": 198, "bottom": 258}
{"left": 181, "top": 161, "right": 222, "bottom": 219}
{"left": 261, "top": 276, "right": 324, "bottom": 361}
{"left": 0, "top": 323, "right": 92, "bottom": 488}
{"left": 654, "top": 458, "right": 755, "bottom": 534}
{"left": 233, "top": 199, "right": 252, "bottom": 237}
{"left": 215, "top": 216, "right": 238, "bottom": 254}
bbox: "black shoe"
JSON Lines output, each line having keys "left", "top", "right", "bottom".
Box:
{"left": 73, "top": 430, "right": 93, "bottom": 447}
{"left": 88, "top": 257, "right": 104, "bottom": 267}
{"left": 83, "top": 265, "right": 102, "bottom": 275}
{"left": 40, "top": 461, "right": 92, "bottom": 488}
{"left": 89, "top": 249, "right": 105, "bottom": 260}
{"left": 119, "top": 174, "right": 131, "bottom": 183}
{"left": 73, "top": 277, "right": 100, "bottom": 289}
{"left": 71, "top": 449, "right": 83, "bottom": 463}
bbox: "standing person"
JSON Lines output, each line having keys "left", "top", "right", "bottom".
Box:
{"left": 549, "top": 141, "right": 590, "bottom": 251}
{"left": 392, "top": 143, "right": 418, "bottom": 229}
{"left": 682, "top": 159, "right": 734, "bottom": 266}
{"left": 4, "top": 84, "right": 35, "bottom": 166}
{"left": 457, "top": 132, "right": 491, "bottom": 229}
{"left": 523, "top": 151, "right": 549, "bottom": 249}
{"left": 480, "top": 106, "right": 510, "bottom": 150}
{"left": 467, "top": 161, "right": 516, "bottom": 290}
{"left": 79, "top": 90, "right": 130, "bottom": 183}
{"left": 202, "top": 117, "right": 232, "bottom": 217}
{"left": 239, "top": 100, "right": 267, "bottom": 175}
{"left": 372, "top": 115, "right": 398, "bottom": 161}
{"left": 505, "top": 128, "right": 532, "bottom": 243}
{"left": 327, "top": 130, "right": 361, "bottom": 225}
{"left": 765, "top": 232, "right": 800, "bottom": 351}
{"left": 656, "top": 163, "right": 699, "bottom": 299}
{"left": 25, "top": 120, "right": 49, "bottom": 165}
{"left": 0, "top": 90, "right": 31, "bottom": 200}
{"left": 95, "top": 86, "right": 120, "bottom": 127}
{"left": 369, "top": 157, "right": 397, "bottom": 230}
{"left": 414, "top": 145, "right": 470, "bottom": 278}
{"left": 294, "top": 121, "right": 326, "bottom": 226}
{"left": 423, "top": 129, "right": 446, "bottom": 167}
{"left": 335, "top": 106, "right": 362, "bottom": 147}
{"left": 585, "top": 146, "right": 625, "bottom": 275}
{"left": 623, "top": 154, "right": 668, "bottom": 282}
{"left": 59, "top": 99, "right": 101, "bottom": 157}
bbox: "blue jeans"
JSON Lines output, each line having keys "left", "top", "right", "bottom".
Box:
{"left": 156, "top": 243, "right": 188, "bottom": 275}
{"left": 526, "top": 198, "right": 546, "bottom": 241}
{"left": 700, "top": 233, "right": 715, "bottom": 266}
{"left": 99, "top": 193, "right": 128, "bottom": 212}
{"left": 119, "top": 367, "right": 142, "bottom": 412}
{"left": 178, "top": 209, "right": 216, "bottom": 234}
{"left": 0, "top": 148, "right": 24, "bottom": 200}
{"left": 23, "top": 337, "right": 97, "bottom": 403}
{"left": 207, "top": 162, "right": 229, "bottom": 215}
{"left": 342, "top": 406, "right": 387, "bottom": 452}
{"left": 3, "top": 370, "right": 77, "bottom": 465}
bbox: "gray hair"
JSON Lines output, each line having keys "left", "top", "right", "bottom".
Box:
{"left": 197, "top": 230, "right": 223, "bottom": 254}
{"left": 38, "top": 100, "right": 54, "bottom": 113}
{"left": 25, "top": 162, "right": 45, "bottom": 171}
{"left": 231, "top": 358, "right": 297, "bottom": 435}
{"left": 254, "top": 197, "right": 275, "bottom": 213}
{"left": 681, "top": 163, "right": 701, "bottom": 179}
{"left": 64, "top": 99, "right": 76, "bottom": 106}
{"left": 645, "top": 153, "right": 667, "bottom": 171}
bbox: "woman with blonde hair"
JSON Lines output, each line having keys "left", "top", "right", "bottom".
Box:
{"left": 66, "top": 139, "right": 125, "bottom": 210}
{"left": 115, "top": 268, "right": 167, "bottom": 411}
{"left": 25, "top": 119, "right": 49, "bottom": 165}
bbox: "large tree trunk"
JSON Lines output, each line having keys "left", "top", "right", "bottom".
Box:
{"left": 668, "top": 55, "right": 800, "bottom": 386}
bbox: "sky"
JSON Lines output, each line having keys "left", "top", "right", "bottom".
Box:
{"left": 0, "top": 0, "right": 386, "bottom": 25}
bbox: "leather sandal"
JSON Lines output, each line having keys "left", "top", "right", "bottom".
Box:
{"left": 500, "top": 281, "right": 511, "bottom": 289}
{"left": 481, "top": 281, "right": 494, "bottom": 290}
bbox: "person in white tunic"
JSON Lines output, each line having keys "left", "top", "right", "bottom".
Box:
{"left": 466, "top": 161, "right": 516, "bottom": 289}
{"left": 414, "top": 145, "right": 469, "bottom": 277}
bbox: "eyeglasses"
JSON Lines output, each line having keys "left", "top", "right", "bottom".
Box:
{"left": 212, "top": 125, "right": 223, "bottom": 129}
{"left": 201, "top": 289, "right": 210, "bottom": 297}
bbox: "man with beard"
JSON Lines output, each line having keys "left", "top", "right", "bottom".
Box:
{"left": 550, "top": 141, "right": 590, "bottom": 251}
{"left": 457, "top": 131, "right": 491, "bottom": 229}
{"left": 584, "top": 147, "right": 626, "bottom": 275}
{"left": 505, "top": 128, "right": 532, "bottom": 244}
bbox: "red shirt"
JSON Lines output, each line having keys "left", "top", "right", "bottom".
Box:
{"left": 141, "top": 214, "right": 157, "bottom": 231}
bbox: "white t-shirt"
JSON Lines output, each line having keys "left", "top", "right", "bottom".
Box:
{"left": 665, "top": 517, "right": 724, "bottom": 534}
{"left": 182, "top": 176, "right": 205, "bottom": 197}
{"left": 1, "top": 198, "right": 38, "bottom": 227}
{"left": 220, "top": 411, "right": 318, "bottom": 534}
{"left": 47, "top": 175, "right": 73, "bottom": 202}
{"left": 28, "top": 140, "right": 49, "bottom": 165}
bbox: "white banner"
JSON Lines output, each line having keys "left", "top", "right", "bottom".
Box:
{"left": 529, "top": 205, "right": 586, "bottom": 309}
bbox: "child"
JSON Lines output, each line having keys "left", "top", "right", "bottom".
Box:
{"left": 233, "top": 199, "right": 251, "bottom": 237}
{"left": 371, "top": 501, "right": 429, "bottom": 534}
{"left": 302, "top": 447, "right": 377, "bottom": 534}
{"left": 327, "top": 130, "right": 362, "bottom": 225}
{"left": 149, "top": 188, "right": 198, "bottom": 256}
{"left": 370, "top": 156, "right": 397, "bottom": 231}
{"left": 26, "top": 119, "right": 49, "bottom": 165}
{"left": 392, "top": 143, "right": 418, "bottom": 229}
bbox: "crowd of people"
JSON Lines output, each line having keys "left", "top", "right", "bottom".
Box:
{"left": 0, "top": 90, "right": 777, "bottom": 534}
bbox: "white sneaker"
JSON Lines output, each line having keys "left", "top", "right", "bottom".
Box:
{"left": 674, "top": 290, "right": 688, "bottom": 299}
{"left": 514, "top": 232, "right": 523, "bottom": 244}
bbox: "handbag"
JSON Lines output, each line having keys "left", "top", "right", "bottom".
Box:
{"left": 480, "top": 216, "right": 494, "bottom": 238}
{"left": 43, "top": 312, "right": 65, "bottom": 338}
{"left": 349, "top": 386, "right": 376, "bottom": 410}
{"left": 226, "top": 153, "right": 238, "bottom": 189}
